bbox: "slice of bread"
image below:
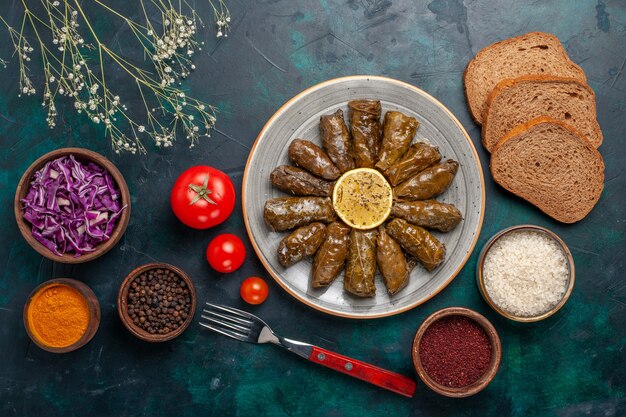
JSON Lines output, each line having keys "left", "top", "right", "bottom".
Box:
{"left": 483, "top": 76, "right": 602, "bottom": 151}
{"left": 465, "top": 32, "right": 586, "bottom": 124}
{"left": 491, "top": 116, "right": 604, "bottom": 223}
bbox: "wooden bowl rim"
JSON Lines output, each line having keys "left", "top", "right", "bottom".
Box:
{"left": 117, "top": 262, "right": 197, "bottom": 342}
{"left": 23, "top": 278, "right": 101, "bottom": 353}
{"left": 411, "top": 307, "right": 502, "bottom": 398}
{"left": 14, "top": 147, "right": 131, "bottom": 264}
{"left": 476, "top": 224, "right": 576, "bottom": 322}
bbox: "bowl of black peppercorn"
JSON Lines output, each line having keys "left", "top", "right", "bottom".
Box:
{"left": 118, "top": 263, "right": 196, "bottom": 342}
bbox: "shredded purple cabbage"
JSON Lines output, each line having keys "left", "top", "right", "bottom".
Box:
{"left": 21, "top": 155, "right": 127, "bottom": 257}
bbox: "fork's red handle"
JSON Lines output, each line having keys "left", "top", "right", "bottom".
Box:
{"left": 308, "top": 346, "right": 416, "bottom": 397}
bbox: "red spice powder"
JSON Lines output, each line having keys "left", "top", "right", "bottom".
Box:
{"left": 419, "top": 315, "right": 492, "bottom": 388}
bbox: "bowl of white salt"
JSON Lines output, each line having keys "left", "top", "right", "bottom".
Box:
{"left": 476, "top": 225, "right": 575, "bottom": 322}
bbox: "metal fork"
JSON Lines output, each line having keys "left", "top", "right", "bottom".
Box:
{"left": 200, "top": 302, "right": 416, "bottom": 397}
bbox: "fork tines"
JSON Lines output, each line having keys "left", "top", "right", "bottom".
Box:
{"left": 199, "top": 303, "right": 255, "bottom": 342}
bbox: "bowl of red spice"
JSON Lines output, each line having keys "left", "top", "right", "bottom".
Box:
{"left": 15, "top": 147, "right": 131, "bottom": 264}
{"left": 23, "top": 278, "right": 101, "bottom": 353}
{"left": 118, "top": 263, "right": 197, "bottom": 342}
{"left": 412, "top": 307, "right": 501, "bottom": 397}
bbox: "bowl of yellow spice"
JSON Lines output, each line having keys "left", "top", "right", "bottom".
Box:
{"left": 23, "top": 278, "right": 100, "bottom": 353}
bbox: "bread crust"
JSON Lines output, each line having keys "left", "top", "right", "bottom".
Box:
{"left": 490, "top": 116, "right": 604, "bottom": 223}
{"left": 464, "top": 32, "right": 586, "bottom": 125}
{"left": 482, "top": 75, "right": 602, "bottom": 151}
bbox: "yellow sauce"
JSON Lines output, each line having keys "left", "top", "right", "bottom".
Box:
{"left": 332, "top": 168, "right": 393, "bottom": 230}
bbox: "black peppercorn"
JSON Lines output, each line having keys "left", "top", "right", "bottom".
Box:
{"left": 126, "top": 267, "right": 192, "bottom": 336}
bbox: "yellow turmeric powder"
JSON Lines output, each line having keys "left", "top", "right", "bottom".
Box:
{"left": 27, "top": 284, "right": 89, "bottom": 347}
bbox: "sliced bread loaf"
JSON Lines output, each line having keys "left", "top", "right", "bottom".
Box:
{"left": 483, "top": 76, "right": 602, "bottom": 151}
{"left": 491, "top": 116, "right": 604, "bottom": 223}
{"left": 464, "top": 32, "right": 586, "bottom": 125}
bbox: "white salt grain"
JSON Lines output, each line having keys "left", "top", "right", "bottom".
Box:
{"left": 483, "top": 231, "right": 569, "bottom": 317}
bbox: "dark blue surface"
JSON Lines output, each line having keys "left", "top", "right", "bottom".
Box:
{"left": 0, "top": 1, "right": 625, "bottom": 416}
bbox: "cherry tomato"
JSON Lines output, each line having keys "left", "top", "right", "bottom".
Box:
{"left": 170, "top": 166, "right": 235, "bottom": 229}
{"left": 240, "top": 277, "right": 269, "bottom": 305}
{"left": 206, "top": 234, "right": 246, "bottom": 273}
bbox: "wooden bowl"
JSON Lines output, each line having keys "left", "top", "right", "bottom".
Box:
{"left": 23, "top": 278, "right": 101, "bottom": 353}
{"left": 476, "top": 225, "right": 575, "bottom": 322}
{"left": 412, "top": 307, "right": 502, "bottom": 397}
{"left": 14, "top": 147, "right": 131, "bottom": 264}
{"left": 117, "top": 263, "right": 197, "bottom": 342}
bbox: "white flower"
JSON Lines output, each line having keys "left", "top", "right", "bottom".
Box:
{"left": 92, "top": 116, "right": 100, "bottom": 123}
{"left": 52, "top": 1, "right": 60, "bottom": 6}
{"left": 137, "top": 125, "right": 145, "bottom": 132}
{"left": 49, "top": 76, "right": 56, "bottom": 82}
{"left": 199, "top": 104, "right": 205, "bottom": 110}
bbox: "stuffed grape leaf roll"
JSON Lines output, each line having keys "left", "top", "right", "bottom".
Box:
{"left": 288, "top": 139, "right": 341, "bottom": 180}
{"left": 264, "top": 197, "right": 336, "bottom": 232}
{"left": 270, "top": 165, "right": 334, "bottom": 197}
{"left": 312, "top": 221, "right": 351, "bottom": 288}
{"left": 320, "top": 109, "right": 354, "bottom": 173}
{"left": 348, "top": 100, "right": 382, "bottom": 168}
{"left": 391, "top": 200, "right": 462, "bottom": 232}
{"left": 344, "top": 228, "right": 378, "bottom": 297}
{"left": 386, "top": 218, "right": 446, "bottom": 271}
{"left": 376, "top": 226, "right": 409, "bottom": 295}
{"left": 376, "top": 111, "right": 419, "bottom": 171}
{"left": 384, "top": 142, "right": 441, "bottom": 186}
{"left": 277, "top": 222, "right": 327, "bottom": 267}
{"left": 393, "top": 160, "right": 459, "bottom": 201}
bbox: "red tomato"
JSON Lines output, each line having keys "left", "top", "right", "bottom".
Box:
{"left": 206, "top": 234, "right": 246, "bottom": 273}
{"left": 240, "top": 277, "right": 269, "bottom": 305}
{"left": 170, "top": 166, "right": 235, "bottom": 229}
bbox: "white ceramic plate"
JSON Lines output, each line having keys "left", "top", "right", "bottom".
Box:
{"left": 243, "top": 76, "right": 485, "bottom": 319}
